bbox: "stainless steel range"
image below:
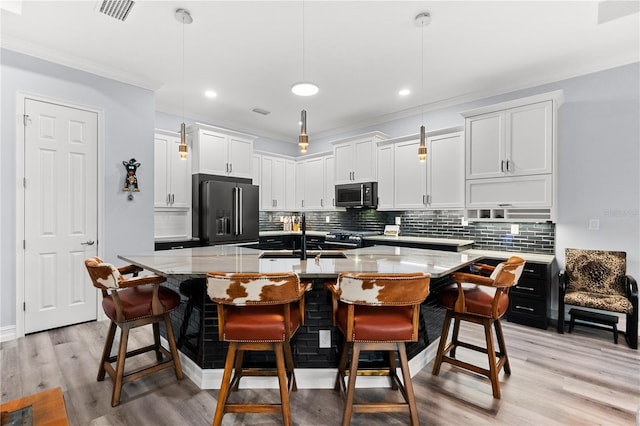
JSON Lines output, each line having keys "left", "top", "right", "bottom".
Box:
{"left": 324, "top": 231, "right": 379, "bottom": 249}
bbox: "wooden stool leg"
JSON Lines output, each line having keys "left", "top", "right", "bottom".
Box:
{"left": 397, "top": 343, "right": 419, "bottom": 426}
{"left": 335, "top": 338, "right": 349, "bottom": 392}
{"left": 283, "top": 341, "right": 298, "bottom": 392}
{"left": 274, "top": 343, "right": 292, "bottom": 426}
{"left": 494, "top": 319, "right": 510, "bottom": 375}
{"left": 450, "top": 317, "right": 461, "bottom": 358}
{"left": 388, "top": 350, "right": 398, "bottom": 390}
{"left": 483, "top": 319, "right": 501, "bottom": 399}
{"left": 231, "top": 350, "right": 244, "bottom": 391}
{"left": 152, "top": 322, "right": 162, "bottom": 361}
{"left": 432, "top": 310, "right": 453, "bottom": 376}
{"left": 342, "top": 342, "right": 361, "bottom": 426}
{"left": 164, "top": 314, "right": 184, "bottom": 380}
{"left": 613, "top": 324, "right": 618, "bottom": 344}
{"left": 112, "top": 326, "right": 130, "bottom": 407}
{"left": 213, "top": 342, "right": 238, "bottom": 426}
{"left": 98, "top": 321, "right": 117, "bottom": 381}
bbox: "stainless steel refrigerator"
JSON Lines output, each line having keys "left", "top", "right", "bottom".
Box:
{"left": 195, "top": 177, "right": 259, "bottom": 244}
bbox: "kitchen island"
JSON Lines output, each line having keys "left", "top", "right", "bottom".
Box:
{"left": 118, "top": 245, "right": 482, "bottom": 389}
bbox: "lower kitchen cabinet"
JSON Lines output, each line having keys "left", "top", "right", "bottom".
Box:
{"left": 481, "top": 257, "right": 553, "bottom": 329}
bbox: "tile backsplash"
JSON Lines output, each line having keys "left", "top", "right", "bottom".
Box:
{"left": 259, "top": 209, "right": 555, "bottom": 254}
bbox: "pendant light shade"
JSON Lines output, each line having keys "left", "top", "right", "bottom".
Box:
{"left": 176, "top": 8, "right": 192, "bottom": 159}
{"left": 292, "top": 0, "right": 318, "bottom": 97}
{"left": 298, "top": 109, "right": 309, "bottom": 153}
{"left": 418, "top": 125, "right": 427, "bottom": 162}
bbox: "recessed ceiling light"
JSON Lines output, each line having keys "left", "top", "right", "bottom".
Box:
{"left": 291, "top": 81, "right": 319, "bottom": 96}
{"left": 399, "top": 89, "right": 411, "bottom": 96}
{"left": 204, "top": 90, "right": 217, "bottom": 98}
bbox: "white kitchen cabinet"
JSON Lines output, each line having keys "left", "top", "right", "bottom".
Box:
{"left": 376, "top": 144, "right": 394, "bottom": 210}
{"left": 154, "top": 130, "right": 191, "bottom": 240}
{"left": 333, "top": 132, "right": 389, "bottom": 184}
{"left": 462, "top": 91, "right": 562, "bottom": 222}
{"left": 393, "top": 138, "right": 427, "bottom": 210}
{"left": 259, "top": 154, "right": 296, "bottom": 211}
{"left": 303, "top": 157, "right": 324, "bottom": 210}
{"left": 427, "top": 131, "right": 464, "bottom": 209}
{"left": 465, "top": 99, "right": 553, "bottom": 180}
{"left": 188, "top": 124, "right": 255, "bottom": 179}
{"left": 154, "top": 131, "right": 191, "bottom": 208}
{"left": 323, "top": 155, "right": 335, "bottom": 210}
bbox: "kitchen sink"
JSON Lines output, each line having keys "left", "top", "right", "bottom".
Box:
{"left": 259, "top": 250, "right": 347, "bottom": 259}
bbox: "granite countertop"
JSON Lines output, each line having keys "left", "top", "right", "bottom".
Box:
{"left": 462, "top": 249, "right": 555, "bottom": 264}
{"left": 365, "top": 235, "right": 475, "bottom": 247}
{"left": 119, "top": 245, "right": 483, "bottom": 279}
{"left": 259, "top": 230, "right": 328, "bottom": 237}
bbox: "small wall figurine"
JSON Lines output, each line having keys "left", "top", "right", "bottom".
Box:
{"left": 122, "top": 158, "right": 141, "bottom": 193}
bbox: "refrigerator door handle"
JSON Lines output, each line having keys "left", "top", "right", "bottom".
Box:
{"left": 238, "top": 187, "right": 243, "bottom": 235}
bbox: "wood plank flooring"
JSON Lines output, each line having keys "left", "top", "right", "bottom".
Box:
{"left": 1, "top": 320, "right": 638, "bottom": 425}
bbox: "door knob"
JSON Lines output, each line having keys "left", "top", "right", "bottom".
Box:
{"left": 81, "top": 240, "right": 95, "bottom": 246}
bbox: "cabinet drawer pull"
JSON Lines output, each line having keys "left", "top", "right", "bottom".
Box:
{"left": 501, "top": 160, "right": 505, "bottom": 172}
{"left": 523, "top": 268, "right": 536, "bottom": 273}
{"left": 515, "top": 286, "right": 536, "bottom": 291}
{"left": 515, "top": 305, "right": 535, "bottom": 312}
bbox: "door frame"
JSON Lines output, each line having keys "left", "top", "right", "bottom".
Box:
{"left": 15, "top": 92, "right": 105, "bottom": 338}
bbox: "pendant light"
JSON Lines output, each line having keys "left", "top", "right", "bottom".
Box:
{"left": 416, "top": 12, "right": 431, "bottom": 162}
{"left": 299, "top": 110, "right": 309, "bottom": 153}
{"left": 292, "top": 0, "right": 319, "bottom": 96}
{"left": 176, "top": 8, "right": 192, "bottom": 159}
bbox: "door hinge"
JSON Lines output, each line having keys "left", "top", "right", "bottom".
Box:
{"left": 23, "top": 114, "right": 31, "bottom": 126}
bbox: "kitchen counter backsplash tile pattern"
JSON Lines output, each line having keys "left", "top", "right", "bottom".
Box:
{"left": 259, "top": 210, "right": 555, "bottom": 254}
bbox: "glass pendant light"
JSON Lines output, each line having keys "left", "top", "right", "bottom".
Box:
{"left": 298, "top": 110, "right": 309, "bottom": 153}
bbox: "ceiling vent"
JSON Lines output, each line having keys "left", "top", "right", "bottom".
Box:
{"left": 98, "top": 0, "right": 134, "bottom": 22}
{"left": 252, "top": 107, "right": 271, "bottom": 116}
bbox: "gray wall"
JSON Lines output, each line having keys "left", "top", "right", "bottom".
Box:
{"left": 0, "top": 49, "right": 155, "bottom": 330}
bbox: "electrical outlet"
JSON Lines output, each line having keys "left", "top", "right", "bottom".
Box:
{"left": 325, "top": 216, "right": 330, "bottom": 223}
{"left": 589, "top": 219, "right": 600, "bottom": 231}
{"left": 461, "top": 217, "right": 469, "bottom": 226}
{"left": 319, "top": 330, "right": 331, "bottom": 348}
{"left": 510, "top": 224, "right": 520, "bottom": 235}
{"left": 395, "top": 216, "right": 402, "bottom": 225}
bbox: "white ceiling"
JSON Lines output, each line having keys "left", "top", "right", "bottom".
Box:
{"left": 1, "top": 1, "right": 638, "bottom": 142}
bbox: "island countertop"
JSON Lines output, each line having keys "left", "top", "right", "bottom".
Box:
{"left": 118, "top": 245, "right": 483, "bottom": 279}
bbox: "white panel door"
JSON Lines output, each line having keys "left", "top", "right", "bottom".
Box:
{"left": 198, "top": 130, "right": 228, "bottom": 175}
{"left": 154, "top": 134, "right": 170, "bottom": 207}
{"left": 506, "top": 101, "right": 553, "bottom": 176}
{"left": 304, "top": 157, "right": 324, "bottom": 210}
{"left": 323, "top": 156, "right": 335, "bottom": 210}
{"left": 394, "top": 139, "right": 427, "bottom": 210}
{"left": 466, "top": 112, "right": 504, "bottom": 179}
{"left": 228, "top": 136, "right": 253, "bottom": 179}
{"left": 334, "top": 143, "right": 354, "bottom": 184}
{"left": 353, "top": 138, "right": 376, "bottom": 182}
{"left": 285, "top": 160, "right": 296, "bottom": 209}
{"left": 428, "top": 132, "right": 464, "bottom": 209}
{"left": 167, "top": 136, "right": 191, "bottom": 207}
{"left": 24, "top": 99, "right": 98, "bottom": 333}
{"left": 376, "top": 144, "right": 394, "bottom": 210}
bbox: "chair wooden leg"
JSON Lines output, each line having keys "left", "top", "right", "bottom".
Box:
{"left": 342, "top": 342, "right": 361, "bottom": 426}
{"left": 274, "top": 343, "right": 292, "bottom": 426}
{"left": 335, "top": 338, "right": 349, "bottom": 392}
{"left": 483, "top": 319, "right": 501, "bottom": 399}
{"left": 152, "top": 322, "right": 162, "bottom": 361}
{"left": 397, "top": 343, "right": 419, "bottom": 426}
{"left": 283, "top": 340, "right": 298, "bottom": 392}
{"left": 450, "top": 317, "right": 461, "bottom": 358}
{"left": 432, "top": 310, "right": 453, "bottom": 376}
{"left": 164, "top": 314, "right": 184, "bottom": 380}
{"left": 231, "top": 349, "right": 244, "bottom": 391}
{"left": 388, "top": 350, "right": 398, "bottom": 390}
{"left": 112, "top": 326, "right": 130, "bottom": 407}
{"left": 494, "top": 319, "right": 510, "bottom": 375}
{"left": 213, "top": 342, "right": 238, "bottom": 426}
{"left": 98, "top": 321, "right": 117, "bottom": 381}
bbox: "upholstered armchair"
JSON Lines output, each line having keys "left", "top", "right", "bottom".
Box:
{"left": 558, "top": 248, "right": 638, "bottom": 349}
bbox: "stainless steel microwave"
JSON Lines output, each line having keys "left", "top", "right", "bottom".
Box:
{"left": 335, "top": 182, "right": 378, "bottom": 208}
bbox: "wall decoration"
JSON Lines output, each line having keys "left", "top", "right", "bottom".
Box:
{"left": 122, "top": 158, "right": 140, "bottom": 200}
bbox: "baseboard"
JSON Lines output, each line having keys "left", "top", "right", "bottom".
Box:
{"left": 166, "top": 337, "right": 440, "bottom": 390}
{"left": 0, "top": 325, "right": 17, "bottom": 342}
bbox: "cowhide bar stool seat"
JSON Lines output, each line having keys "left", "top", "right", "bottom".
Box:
{"left": 326, "top": 272, "right": 430, "bottom": 426}
{"left": 206, "top": 272, "right": 309, "bottom": 426}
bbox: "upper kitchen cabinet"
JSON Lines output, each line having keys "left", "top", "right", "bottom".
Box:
{"left": 295, "top": 154, "right": 336, "bottom": 211}
{"left": 260, "top": 153, "right": 295, "bottom": 211}
{"left": 427, "top": 131, "right": 464, "bottom": 209}
{"left": 188, "top": 124, "right": 255, "bottom": 179}
{"left": 332, "top": 132, "right": 389, "bottom": 184}
{"left": 154, "top": 130, "right": 191, "bottom": 240}
{"left": 376, "top": 129, "right": 464, "bottom": 211}
{"left": 462, "top": 91, "right": 563, "bottom": 222}
{"left": 154, "top": 130, "right": 191, "bottom": 209}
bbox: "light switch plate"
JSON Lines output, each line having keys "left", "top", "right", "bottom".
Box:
{"left": 319, "top": 330, "right": 331, "bottom": 348}
{"left": 395, "top": 216, "right": 402, "bottom": 225}
{"left": 589, "top": 219, "right": 600, "bottom": 230}
{"left": 510, "top": 224, "right": 519, "bottom": 235}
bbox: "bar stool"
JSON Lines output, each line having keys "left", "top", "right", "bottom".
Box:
{"left": 177, "top": 278, "right": 206, "bottom": 359}
{"left": 84, "top": 257, "right": 183, "bottom": 406}
{"left": 206, "top": 272, "right": 309, "bottom": 426}
{"left": 326, "top": 272, "right": 430, "bottom": 426}
{"left": 432, "top": 256, "right": 525, "bottom": 399}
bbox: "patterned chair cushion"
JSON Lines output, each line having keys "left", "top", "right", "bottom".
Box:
{"left": 565, "top": 248, "right": 626, "bottom": 296}
{"left": 564, "top": 248, "right": 631, "bottom": 314}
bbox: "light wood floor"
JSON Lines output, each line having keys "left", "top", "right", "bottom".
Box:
{"left": 1, "top": 320, "right": 638, "bottom": 425}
